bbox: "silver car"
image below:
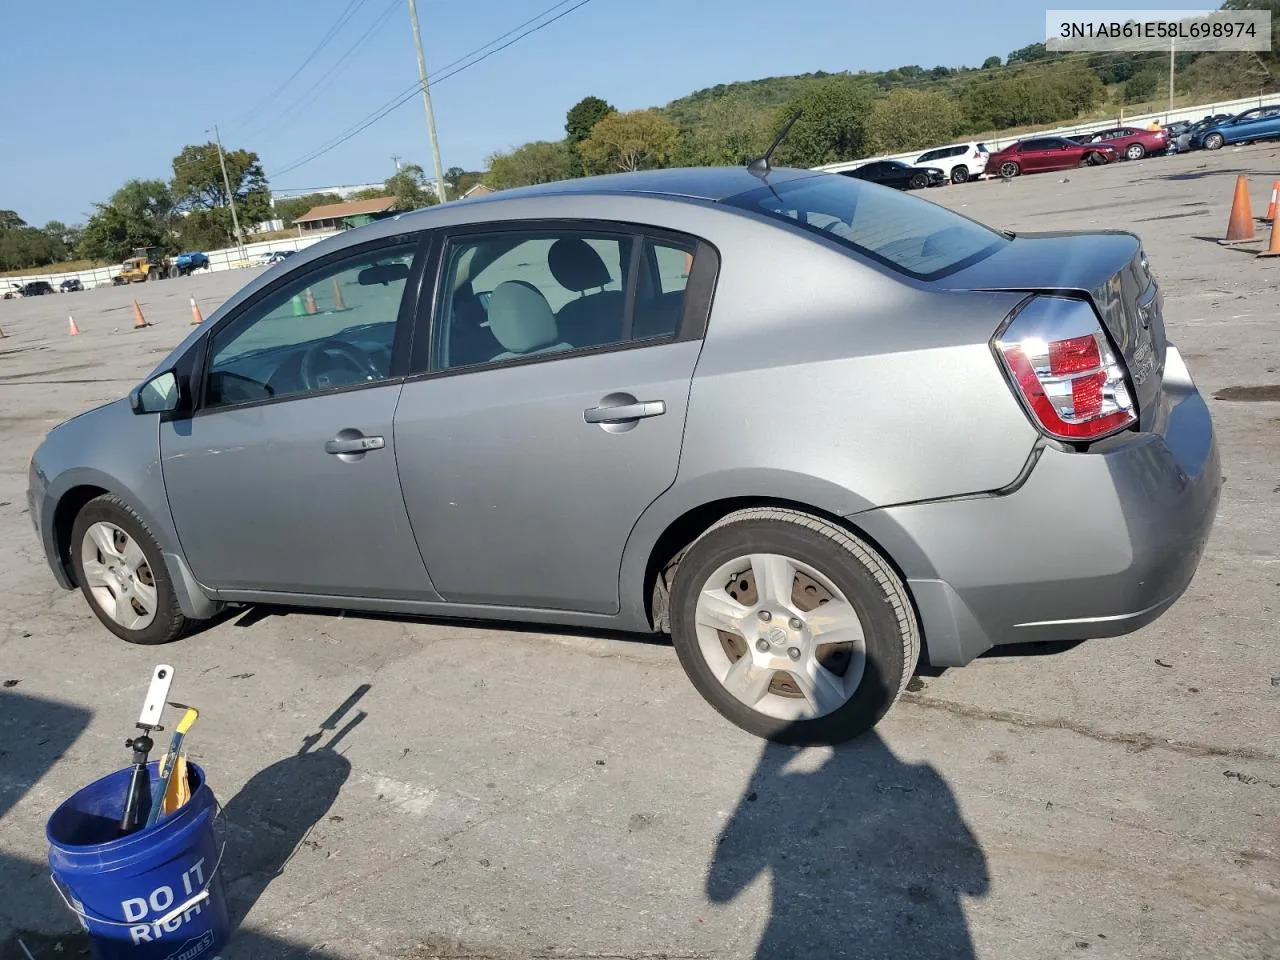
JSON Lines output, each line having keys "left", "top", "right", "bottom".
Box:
{"left": 27, "top": 167, "right": 1220, "bottom": 744}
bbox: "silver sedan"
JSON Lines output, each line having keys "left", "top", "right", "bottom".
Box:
{"left": 28, "top": 166, "right": 1220, "bottom": 744}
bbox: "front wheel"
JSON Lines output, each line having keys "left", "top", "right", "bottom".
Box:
{"left": 999, "top": 161, "right": 1020, "bottom": 179}
{"left": 908, "top": 172, "right": 929, "bottom": 190}
{"left": 70, "top": 495, "right": 190, "bottom": 645}
{"left": 1203, "top": 133, "right": 1225, "bottom": 150}
{"left": 669, "top": 508, "right": 920, "bottom": 745}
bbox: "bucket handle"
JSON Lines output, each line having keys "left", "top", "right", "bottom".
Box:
{"left": 50, "top": 800, "right": 226, "bottom": 930}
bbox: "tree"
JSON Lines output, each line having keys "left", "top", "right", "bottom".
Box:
{"left": 0, "top": 210, "right": 26, "bottom": 231}
{"left": 383, "top": 163, "right": 437, "bottom": 210}
{"left": 445, "top": 166, "right": 467, "bottom": 190}
{"left": 1123, "top": 69, "right": 1160, "bottom": 103}
{"left": 170, "top": 142, "right": 271, "bottom": 243}
{"left": 981, "top": 56, "right": 1002, "bottom": 69}
{"left": 674, "top": 95, "right": 773, "bottom": 166}
{"left": 772, "top": 78, "right": 875, "bottom": 167}
{"left": 78, "top": 179, "right": 176, "bottom": 261}
{"left": 1006, "top": 42, "right": 1051, "bottom": 64}
{"left": 485, "top": 140, "right": 576, "bottom": 189}
{"left": 578, "top": 109, "right": 679, "bottom": 174}
{"left": 565, "top": 95, "right": 617, "bottom": 144}
{"left": 863, "top": 89, "right": 967, "bottom": 154}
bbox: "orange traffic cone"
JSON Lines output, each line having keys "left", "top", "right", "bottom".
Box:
{"left": 1258, "top": 217, "right": 1280, "bottom": 258}
{"left": 132, "top": 300, "right": 149, "bottom": 329}
{"left": 304, "top": 288, "right": 318, "bottom": 315}
{"left": 1221, "top": 175, "right": 1257, "bottom": 245}
{"left": 68, "top": 315, "right": 80, "bottom": 336}
{"left": 330, "top": 277, "right": 348, "bottom": 312}
{"left": 1262, "top": 181, "right": 1280, "bottom": 223}
{"left": 189, "top": 297, "right": 203, "bottom": 325}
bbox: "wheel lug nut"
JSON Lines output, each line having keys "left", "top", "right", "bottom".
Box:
{"left": 755, "top": 639, "right": 770, "bottom": 653}
{"left": 757, "top": 610, "right": 772, "bottom": 622}
{"left": 789, "top": 617, "right": 803, "bottom": 631}
{"left": 787, "top": 647, "right": 801, "bottom": 661}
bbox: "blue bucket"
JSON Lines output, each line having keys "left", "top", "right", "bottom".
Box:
{"left": 46, "top": 761, "right": 229, "bottom": 960}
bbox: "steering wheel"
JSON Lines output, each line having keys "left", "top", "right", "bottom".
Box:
{"left": 299, "top": 340, "right": 381, "bottom": 392}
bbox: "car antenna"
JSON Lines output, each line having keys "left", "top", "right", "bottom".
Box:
{"left": 747, "top": 110, "right": 802, "bottom": 180}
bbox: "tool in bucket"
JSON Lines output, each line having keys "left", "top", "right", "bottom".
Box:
{"left": 145, "top": 703, "right": 199, "bottom": 829}
{"left": 118, "top": 664, "right": 174, "bottom": 836}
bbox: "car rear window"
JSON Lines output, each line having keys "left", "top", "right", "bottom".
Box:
{"left": 725, "top": 174, "right": 1007, "bottom": 280}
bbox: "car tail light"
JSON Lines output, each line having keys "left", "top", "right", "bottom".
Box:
{"left": 994, "top": 296, "right": 1136, "bottom": 441}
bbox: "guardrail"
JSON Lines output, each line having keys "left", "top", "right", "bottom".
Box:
{"left": 812, "top": 91, "right": 1280, "bottom": 173}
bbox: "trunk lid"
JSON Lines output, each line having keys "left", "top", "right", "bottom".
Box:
{"left": 938, "top": 231, "right": 1166, "bottom": 427}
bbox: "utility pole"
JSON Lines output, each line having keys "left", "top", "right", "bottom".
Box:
{"left": 1168, "top": 36, "right": 1176, "bottom": 117}
{"left": 213, "top": 125, "right": 245, "bottom": 260}
{"left": 392, "top": 155, "right": 402, "bottom": 172}
{"left": 407, "top": 0, "right": 449, "bottom": 203}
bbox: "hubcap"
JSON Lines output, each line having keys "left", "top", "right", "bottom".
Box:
{"left": 693, "top": 553, "right": 867, "bottom": 721}
{"left": 80, "top": 522, "right": 157, "bottom": 630}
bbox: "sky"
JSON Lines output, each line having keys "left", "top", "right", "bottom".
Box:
{"left": 0, "top": 0, "right": 1197, "bottom": 225}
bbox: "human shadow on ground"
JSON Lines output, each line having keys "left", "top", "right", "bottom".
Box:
{"left": 706, "top": 661, "right": 989, "bottom": 959}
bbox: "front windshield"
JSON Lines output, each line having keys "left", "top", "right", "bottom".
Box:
{"left": 725, "top": 174, "right": 1008, "bottom": 280}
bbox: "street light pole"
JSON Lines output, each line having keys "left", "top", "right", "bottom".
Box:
{"left": 213, "top": 125, "right": 245, "bottom": 260}
{"left": 1168, "top": 36, "right": 1176, "bottom": 117}
{"left": 407, "top": 0, "right": 449, "bottom": 203}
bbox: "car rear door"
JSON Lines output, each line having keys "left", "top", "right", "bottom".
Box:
{"left": 160, "top": 235, "right": 434, "bottom": 599}
{"left": 392, "top": 221, "right": 717, "bottom": 614}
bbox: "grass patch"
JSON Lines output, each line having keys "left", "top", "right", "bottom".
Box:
{"left": 0, "top": 259, "right": 108, "bottom": 278}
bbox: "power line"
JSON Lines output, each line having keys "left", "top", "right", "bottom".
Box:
{"left": 227, "top": 0, "right": 367, "bottom": 132}
{"left": 269, "top": 0, "right": 597, "bottom": 179}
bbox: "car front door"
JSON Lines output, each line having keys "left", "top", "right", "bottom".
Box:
{"left": 160, "top": 236, "right": 434, "bottom": 599}
{"left": 393, "top": 222, "right": 715, "bottom": 614}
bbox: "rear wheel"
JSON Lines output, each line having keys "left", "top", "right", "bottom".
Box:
{"left": 70, "top": 495, "right": 189, "bottom": 645}
{"left": 951, "top": 165, "right": 970, "bottom": 184}
{"left": 999, "top": 161, "right": 1020, "bottom": 179}
{"left": 147, "top": 268, "right": 161, "bottom": 282}
{"left": 168, "top": 264, "right": 181, "bottom": 279}
{"left": 669, "top": 508, "right": 919, "bottom": 745}
{"left": 1125, "top": 143, "right": 1145, "bottom": 160}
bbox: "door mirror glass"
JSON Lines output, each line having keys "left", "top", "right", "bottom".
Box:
{"left": 132, "top": 370, "right": 180, "bottom": 414}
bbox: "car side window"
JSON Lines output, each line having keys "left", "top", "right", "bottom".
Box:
{"left": 204, "top": 243, "right": 417, "bottom": 410}
{"left": 432, "top": 227, "right": 698, "bottom": 370}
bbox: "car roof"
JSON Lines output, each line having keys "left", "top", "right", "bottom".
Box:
{"left": 453, "top": 166, "right": 822, "bottom": 207}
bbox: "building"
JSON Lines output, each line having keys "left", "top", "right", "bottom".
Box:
{"left": 462, "top": 183, "right": 496, "bottom": 200}
{"left": 292, "top": 197, "right": 399, "bottom": 234}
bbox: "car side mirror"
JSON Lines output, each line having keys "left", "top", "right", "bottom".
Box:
{"left": 130, "top": 369, "right": 184, "bottom": 415}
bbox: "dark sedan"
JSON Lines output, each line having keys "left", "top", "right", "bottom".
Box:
{"left": 841, "top": 160, "right": 945, "bottom": 190}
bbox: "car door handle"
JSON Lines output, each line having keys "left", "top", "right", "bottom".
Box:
{"left": 583, "top": 400, "right": 666, "bottom": 424}
{"left": 324, "top": 435, "right": 385, "bottom": 454}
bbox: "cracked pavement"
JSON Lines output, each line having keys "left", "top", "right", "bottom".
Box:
{"left": 1, "top": 143, "right": 1278, "bottom": 960}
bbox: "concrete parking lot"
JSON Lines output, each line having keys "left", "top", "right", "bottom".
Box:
{"left": 1, "top": 145, "right": 1278, "bottom": 960}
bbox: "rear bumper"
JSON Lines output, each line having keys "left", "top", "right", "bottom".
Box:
{"left": 852, "top": 344, "right": 1220, "bottom": 667}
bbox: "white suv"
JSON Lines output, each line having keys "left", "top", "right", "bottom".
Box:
{"left": 911, "top": 142, "right": 989, "bottom": 184}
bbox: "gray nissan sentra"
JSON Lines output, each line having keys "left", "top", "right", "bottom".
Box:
{"left": 27, "top": 166, "right": 1220, "bottom": 744}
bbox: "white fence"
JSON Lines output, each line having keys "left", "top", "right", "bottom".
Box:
{"left": 813, "top": 91, "right": 1280, "bottom": 174}
{"left": 2, "top": 232, "right": 339, "bottom": 293}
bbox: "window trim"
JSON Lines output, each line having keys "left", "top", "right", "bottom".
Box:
{"left": 405, "top": 218, "right": 721, "bottom": 381}
{"left": 189, "top": 231, "right": 434, "bottom": 416}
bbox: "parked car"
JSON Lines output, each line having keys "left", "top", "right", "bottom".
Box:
{"left": 841, "top": 160, "right": 945, "bottom": 190}
{"left": 1077, "top": 126, "right": 1169, "bottom": 160}
{"left": 251, "top": 250, "right": 294, "bottom": 267}
{"left": 27, "top": 166, "right": 1220, "bottom": 745}
{"left": 1170, "top": 114, "right": 1234, "bottom": 153}
{"left": 910, "top": 142, "right": 990, "bottom": 183}
{"left": 1195, "top": 105, "right": 1280, "bottom": 150}
{"left": 2, "top": 284, "right": 22, "bottom": 300}
{"left": 60, "top": 278, "right": 83, "bottom": 293}
{"left": 17, "top": 280, "right": 54, "bottom": 297}
{"left": 986, "top": 137, "right": 1118, "bottom": 178}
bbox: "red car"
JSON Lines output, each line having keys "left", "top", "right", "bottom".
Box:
{"left": 1077, "top": 125, "right": 1169, "bottom": 160}
{"left": 986, "top": 136, "right": 1118, "bottom": 179}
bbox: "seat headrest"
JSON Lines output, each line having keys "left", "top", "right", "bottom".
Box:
{"left": 486, "top": 281, "right": 558, "bottom": 355}
{"left": 548, "top": 237, "right": 613, "bottom": 293}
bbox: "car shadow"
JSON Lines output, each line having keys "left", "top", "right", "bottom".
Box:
{"left": 706, "top": 660, "right": 989, "bottom": 958}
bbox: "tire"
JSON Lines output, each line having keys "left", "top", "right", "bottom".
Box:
{"left": 951, "top": 165, "right": 970, "bottom": 184}
{"left": 1125, "top": 143, "right": 1145, "bottom": 161}
{"left": 168, "top": 264, "right": 180, "bottom": 279}
{"left": 1085, "top": 151, "right": 1107, "bottom": 166}
{"left": 668, "top": 508, "right": 920, "bottom": 746}
{"left": 69, "top": 494, "right": 189, "bottom": 645}
{"left": 999, "top": 161, "right": 1020, "bottom": 179}
{"left": 1204, "top": 133, "right": 1225, "bottom": 151}
{"left": 147, "top": 269, "right": 160, "bottom": 282}
{"left": 908, "top": 173, "right": 929, "bottom": 190}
